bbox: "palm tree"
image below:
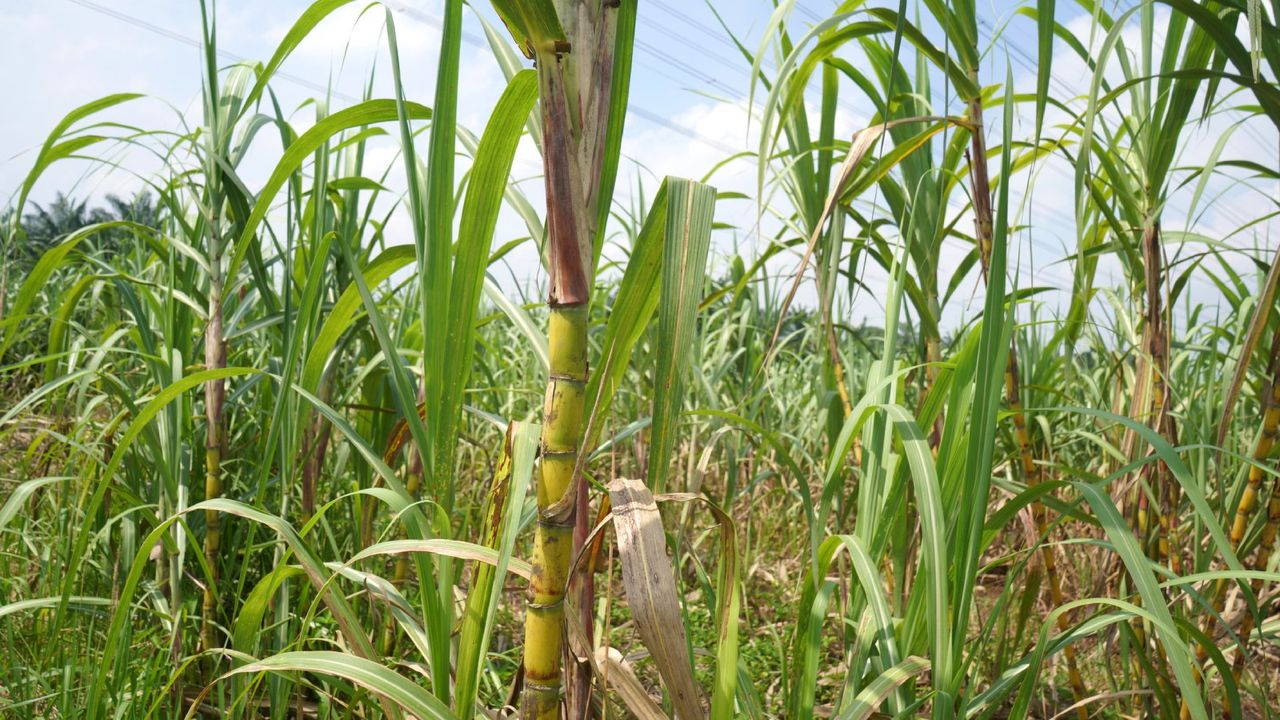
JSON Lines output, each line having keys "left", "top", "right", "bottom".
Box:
{"left": 21, "top": 192, "right": 97, "bottom": 261}
{"left": 13, "top": 191, "right": 157, "bottom": 267}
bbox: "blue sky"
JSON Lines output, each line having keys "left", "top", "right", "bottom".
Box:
{"left": 1, "top": 1, "right": 788, "bottom": 305}
{"left": 0, "top": 0, "right": 783, "bottom": 201}
{"left": 2, "top": 1, "right": 1277, "bottom": 331}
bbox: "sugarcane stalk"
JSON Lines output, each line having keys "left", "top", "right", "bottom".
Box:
{"left": 1140, "top": 220, "right": 1181, "bottom": 573}
{"left": 1134, "top": 217, "right": 1201, "bottom": 720}
{"left": 1183, "top": 329, "right": 1280, "bottom": 718}
{"left": 1122, "top": 347, "right": 1152, "bottom": 673}
{"left": 1228, "top": 479, "right": 1280, "bottom": 688}
{"left": 201, "top": 214, "right": 225, "bottom": 653}
{"left": 1128, "top": 218, "right": 1184, "bottom": 714}
{"left": 967, "top": 93, "right": 1088, "bottom": 718}
{"left": 299, "top": 365, "right": 336, "bottom": 524}
{"left": 521, "top": 4, "right": 619, "bottom": 715}
{"left": 524, "top": 305, "right": 589, "bottom": 718}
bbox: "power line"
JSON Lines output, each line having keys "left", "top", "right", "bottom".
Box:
{"left": 973, "top": 12, "right": 1261, "bottom": 304}
{"left": 64, "top": 0, "right": 746, "bottom": 160}
{"left": 58, "top": 0, "right": 1273, "bottom": 301}
{"left": 390, "top": 1, "right": 748, "bottom": 156}
{"left": 382, "top": 0, "right": 485, "bottom": 47}
{"left": 64, "top": 0, "right": 363, "bottom": 104}
{"left": 643, "top": 2, "right": 1086, "bottom": 290}
{"left": 637, "top": 15, "right": 745, "bottom": 78}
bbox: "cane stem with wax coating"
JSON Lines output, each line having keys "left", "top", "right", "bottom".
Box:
{"left": 524, "top": 306, "right": 589, "bottom": 717}
{"left": 200, "top": 1, "right": 226, "bottom": 650}
{"left": 1141, "top": 220, "right": 1180, "bottom": 574}
{"left": 202, "top": 258, "right": 224, "bottom": 653}
{"left": 518, "top": 1, "right": 621, "bottom": 715}
{"left": 1230, "top": 467, "right": 1280, "bottom": 687}
{"left": 1133, "top": 217, "right": 1184, "bottom": 713}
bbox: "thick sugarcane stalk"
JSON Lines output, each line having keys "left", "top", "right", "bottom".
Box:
{"left": 521, "top": 3, "right": 618, "bottom": 715}
{"left": 302, "top": 419, "right": 332, "bottom": 521}
{"left": 1137, "top": 219, "right": 1202, "bottom": 720}
{"left": 1136, "top": 221, "right": 1199, "bottom": 720}
{"left": 300, "top": 365, "right": 336, "bottom": 524}
{"left": 1140, "top": 221, "right": 1181, "bottom": 573}
{"left": 1131, "top": 219, "right": 1183, "bottom": 714}
{"left": 1122, "top": 351, "right": 1153, "bottom": 686}
{"left": 524, "top": 306, "right": 589, "bottom": 718}
{"left": 201, "top": 226, "right": 225, "bottom": 653}
{"left": 1227, "top": 331, "right": 1280, "bottom": 581}
{"left": 921, "top": 293, "right": 943, "bottom": 449}
{"left": 967, "top": 94, "right": 1088, "bottom": 717}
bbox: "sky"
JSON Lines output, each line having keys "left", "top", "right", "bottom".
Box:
{"left": 2, "top": 0, "right": 1277, "bottom": 335}
{"left": 0, "top": 0, "right": 781, "bottom": 211}
{"left": 0, "top": 0, "right": 785, "bottom": 302}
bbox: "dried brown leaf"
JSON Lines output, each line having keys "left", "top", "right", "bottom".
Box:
{"left": 607, "top": 476, "right": 704, "bottom": 719}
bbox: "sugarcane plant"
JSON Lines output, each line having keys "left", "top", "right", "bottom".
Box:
{"left": 6, "top": 0, "right": 1280, "bottom": 719}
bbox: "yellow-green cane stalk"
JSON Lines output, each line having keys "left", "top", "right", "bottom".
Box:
{"left": 197, "top": 0, "right": 233, "bottom": 655}
{"left": 1186, "top": 337, "right": 1280, "bottom": 715}
{"left": 513, "top": 2, "right": 622, "bottom": 714}
{"left": 1229, "top": 479, "right": 1280, "bottom": 687}
{"left": 383, "top": 449, "right": 423, "bottom": 657}
{"left": 523, "top": 306, "right": 589, "bottom": 718}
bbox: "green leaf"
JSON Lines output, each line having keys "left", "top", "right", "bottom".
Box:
{"left": 1075, "top": 483, "right": 1207, "bottom": 719}
{"left": 240, "top": 0, "right": 360, "bottom": 115}
{"left": 301, "top": 245, "right": 415, "bottom": 393}
{"left": 0, "top": 595, "right": 109, "bottom": 620}
{"left": 948, "top": 63, "right": 1016, "bottom": 706}
{"left": 792, "top": 533, "right": 904, "bottom": 719}
{"left": 834, "top": 656, "right": 929, "bottom": 720}
{"left": 1, "top": 221, "right": 146, "bottom": 359}
{"left": 647, "top": 178, "right": 717, "bottom": 493}
{"left": 44, "top": 274, "right": 102, "bottom": 384}
{"left": 1034, "top": 0, "right": 1056, "bottom": 142}
{"left": 439, "top": 68, "right": 539, "bottom": 497}
{"left": 232, "top": 565, "right": 304, "bottom": 654}
{"left": 454, "top": 422, "right": 538, "bottom": 717}
{"left": 0, "top": 477, "right": 69, "bottom": 533}
{"left": 581, "top": 181, "right": 670, "bottom": 454}
{"left": 12, "top": 93, "right": 140, "bottom": 219}
{"left": 222, "top": 651, "right": 456, "bottom": 719}
{"left": 66, "top": 367, "right": 258, "bottom": 645}
{"left": 593, "top": 0, "right": 637, "bottom": 267}
{"left": 488, "top": 0, "right": 564, "bottom": 58}
{"left": 228, "top": 99, "right": 431, "bottom": 286}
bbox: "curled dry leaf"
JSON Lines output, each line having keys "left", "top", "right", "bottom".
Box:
{"left": 593, "top": 646, "right": 668, "bottom": 720}
{"left": 608, "top": 476, "right": 705, "bottom": 719}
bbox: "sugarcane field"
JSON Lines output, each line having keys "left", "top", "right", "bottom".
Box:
{"left": 3, "top": 0, "right": 1280, "bottom": 718}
